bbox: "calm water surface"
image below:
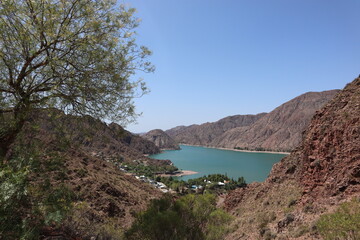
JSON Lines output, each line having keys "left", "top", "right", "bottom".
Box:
{"left": 150, "top": 145, "right": 287, "bottom": 183}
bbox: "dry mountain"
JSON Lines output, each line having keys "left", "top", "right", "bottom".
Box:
{"left": 166, "top": 90, "right": 338, "bottom": 152}
{"left": 143, "top": 129, "right": 180, "bottom": 150}
{"left": 165, "top": 113, "right": 266, "bottom": 146}
{"left": 223, "top": 77, "right": 360, "bottom": 239}
{"left": 6, "top": 110, "right": 172, "bottom": 238}
{"left": 212, "top": 90, "right": 339, "bottom": 152}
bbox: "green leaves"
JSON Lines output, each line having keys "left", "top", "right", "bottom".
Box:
{"left": 0, "top": 165, "right": 28, "bottom": 209}
{"left": 0, "top": 150, "right": 76, "bottom": 239}
{"left": 0, "top": 0, "right": 153, "bottom": 125}
{"left": 125, "top": 194, "right": 233, "bottom": 240}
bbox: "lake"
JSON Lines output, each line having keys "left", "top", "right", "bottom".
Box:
{"left": 150, "top": 145, "right": 287, "bottom": 183}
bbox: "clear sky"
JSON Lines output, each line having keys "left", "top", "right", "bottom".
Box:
{"left": 121, "top": 0, "right": 360, "bottom": 133}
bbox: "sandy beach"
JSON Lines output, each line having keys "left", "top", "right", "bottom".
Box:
{"left": 181, "top": 144, "right": 290, "bottom": 155}
{"left": 158, "top": 170, "right": 198, "bottom": 177}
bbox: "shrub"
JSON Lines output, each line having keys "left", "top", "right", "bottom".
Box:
{"left": 0, "top": 151, "right": 76, "bottom": 239}
{"left": 316, "top": 198, "right": 360, "bottom": 240}
{"left": 125, "top": 194, "right": 233, "bottom": 240}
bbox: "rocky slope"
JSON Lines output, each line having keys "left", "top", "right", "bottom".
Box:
{"left": 165, "top": 113, "right": 266, "bottom": 146}
{"left": 223, "top": 77, "right": 360, "bottom": 239}
{"left": 212, "top": 90, "right": 339, "bottom": 152}
{"left": 13, "top": 109, "right": 165, "bottom": 164}
{"left": 142, "top": 129, "right": 180, "bottom": 150}
{"left": 6, "top": 110, "right": 172, "bottom": 238}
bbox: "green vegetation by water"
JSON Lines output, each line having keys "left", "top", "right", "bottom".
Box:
{"left": 150, "top": 145, "right": 287, "bottom": 182}
{"left": 123, "top": 163, "right": 178, "bottom": 178}
{"left": 157, "top": 174, "right": 246, "bottom": 194}
{"left": 234, "top": 146, "right": 291, "bottom": 152}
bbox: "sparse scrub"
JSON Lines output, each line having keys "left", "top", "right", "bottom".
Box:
{"left": 294, "top": 224, "right": 310, "bottom": 238}
{"left": 316, "top": 198, "right": 360, "bottom": 240}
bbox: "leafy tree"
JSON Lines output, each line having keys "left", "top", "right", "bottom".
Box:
{"left": 125, "top": 194, "right": 233, "bottom": 240}
{"left": 0, "top": 0, "right": 153, "bottom": 155}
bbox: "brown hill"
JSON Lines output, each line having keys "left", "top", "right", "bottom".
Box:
{"left": 223, "top": 77, "right": 360, "bottom": 239}
{"left": 211, "top": 90, "right": 339, "bottom": 152}
{"left": 13, "top": 109, "right": 164, "bottom": 163}
{"left": 165, "top": 113, "right": 266, "bottom": 146}
{"left": 143, "top": 129, "right": 180, "bottom": 150}
{"left": 6, "top": 110, "right": 171, "bottom": 238}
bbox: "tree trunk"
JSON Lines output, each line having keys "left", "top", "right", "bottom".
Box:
{"left": 0, "top": 106, "right": 28, "bottom": 159}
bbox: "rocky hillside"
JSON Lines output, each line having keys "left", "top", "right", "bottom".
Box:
{"left": 165, "top": 113, "right": 266, "bottom": 146}
{"left": 13, "top": 109, "right": 164, "bottom": 163}
{"left": 143, "top": 129, "right": 180, "bottom": 150}
{"left": 5, "top": 110, "right": 173, "bottom": 238}
{"left": 223, "top": 77, "right": 360, "bottom": 239}
{"left": 212, "top": 90, "right": 339, "bottom": 152}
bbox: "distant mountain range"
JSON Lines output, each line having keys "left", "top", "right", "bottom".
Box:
{"left": 165, "top": 113, "right": 266, "bottom": 146}
{"left": 163, "top": 90, "right": 339, "bottom": 152}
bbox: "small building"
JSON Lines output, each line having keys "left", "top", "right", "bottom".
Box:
{"left": 156, "top": 182, "right": 167, "bottom": 189}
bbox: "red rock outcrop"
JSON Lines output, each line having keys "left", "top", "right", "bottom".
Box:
{"left": 223, "top": 77, "right": 360, "bottom": 239}
{"left": 298, "top": 78, "right": 360, "bottom": 202}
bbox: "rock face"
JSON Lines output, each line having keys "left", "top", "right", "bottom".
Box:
{"left": 143, "top": 129, "right": 180, "bottom": 150}
{"left": 222, "top": 77, "right": 360, "bottom": 239}
{"left": 212, "top": 90, "right": 339, "bottom": 152}
{"left": 278, "top": 78, "right": 360, "bottom": 202}
{"left": 165, "top": 113, "right": 266, "bottom": 146}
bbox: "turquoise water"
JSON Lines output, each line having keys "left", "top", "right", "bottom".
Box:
{"left": 150, "top": 145, "right": 287, "bottom": 183}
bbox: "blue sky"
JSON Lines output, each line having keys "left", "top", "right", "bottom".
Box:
{"left": 122, "top": 0, "right": 360, "bottom": 133}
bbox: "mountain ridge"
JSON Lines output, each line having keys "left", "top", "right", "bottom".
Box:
{"left": 165, "top": 90, "right": 339, "bottom": 152}
{"left": 165, "top": 113, "right": 267, "bottom": 146}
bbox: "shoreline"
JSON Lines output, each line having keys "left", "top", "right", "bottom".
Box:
{"left": 157, "top": 170, "right": 199, "bottom": 177}
{"left": 180, "top": 144, "right": 290, "bottom": 155}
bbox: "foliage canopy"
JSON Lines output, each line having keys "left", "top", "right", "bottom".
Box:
{"left": 125, "top": 194, "right": 233, "bottom": 240}
{"left": 0, "top": 0, "right": 153, "bottom": 121}
{"left": 0, "top": 0, "right": 153, "bottom": 154}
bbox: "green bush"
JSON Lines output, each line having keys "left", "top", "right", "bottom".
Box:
{"left": 125, "top": 194, "right": 233, "bottom": 240}
{"left": 316, "top": 198, "right": 360, "bottom": 240}
{"left": 0, "top": 165, "right": 34, "bottom": 239}
{"left": 0, "top": 152, "right": 76, "bottom": 239}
